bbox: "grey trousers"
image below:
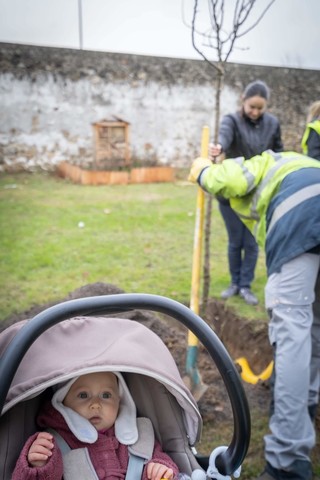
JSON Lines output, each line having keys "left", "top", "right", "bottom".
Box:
{"left": 264, "top": 253, "right": 320, "bottom": 471}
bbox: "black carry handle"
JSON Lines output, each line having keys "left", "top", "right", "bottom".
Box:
{"left": 0, "top": 293, "right": 250, "bottom": 476}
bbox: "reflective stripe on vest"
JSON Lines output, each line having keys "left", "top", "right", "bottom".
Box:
{"left": 232, "top": 156, "right": 257, "bottom": 191}
{"left": 236, "top": 152, "right": 300, "bottom": 224}
{"left": 236, "top": 152, "right": 304, "bottom": 239}
{"left": 250, "top": 153, "right": 301, "bottom": 219}
{"left": 266, "top": 183, "right": 320, "bottom": 237}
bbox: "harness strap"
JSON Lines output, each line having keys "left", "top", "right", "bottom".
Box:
{"left": 126, "top": 417, "right": 155, "bottom": 480}
{"left": 47, "top": 427, "right": 71, "bottom": 455}
{"left": 47, "top": 417, "right": 155, "bottom": 480}
{"left": 125, "top": 453, "right": 145, "bottom": 480}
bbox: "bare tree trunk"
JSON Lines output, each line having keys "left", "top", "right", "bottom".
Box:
{"left": 201, "top": 69, "right": 224, "bottom": 318}
{"left": 189, "top": 0, "right": 275, "bottom": 318}
{"left": 213, "top": 68, "right": 224, "bottom": 141}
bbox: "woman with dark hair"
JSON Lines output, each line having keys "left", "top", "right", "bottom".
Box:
{"left": 210, "top": 80, "right": 283, "bottom": 305}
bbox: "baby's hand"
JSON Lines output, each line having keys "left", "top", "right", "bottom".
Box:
{"left": 147, "top": 462, "right": 174, "bottom": 480}
{"left": 27, "top": 432, "right": 54, "bottom": 467}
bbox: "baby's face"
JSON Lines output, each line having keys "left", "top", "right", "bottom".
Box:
{"left": 63, "top": 372, "right": 120, "bottom": 431}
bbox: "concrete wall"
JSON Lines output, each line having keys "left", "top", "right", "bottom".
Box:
{"left": 1, "top": 42, "right": 320, "bottom": 171}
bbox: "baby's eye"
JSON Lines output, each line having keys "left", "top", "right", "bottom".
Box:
{"left": 78, "top": 392, "right": 89, "bottom": 399}
{"left": 101, "top": 392, "right": 112, "bottom": 399}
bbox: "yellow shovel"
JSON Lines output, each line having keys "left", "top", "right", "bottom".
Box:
{"left": 184, "top": 125, "right": 210, "bottom": 401}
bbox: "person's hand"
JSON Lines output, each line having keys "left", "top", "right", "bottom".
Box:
{"left": 146, "top": 461, "right": 174, "bottom": 480}
{"left": 209, "top": 143, "right": 222, "bottom": 160}
{"left": 188, "top": 157, "right": 212, "bottom": 183}
{"left": 27, "top": 432, "right": 54, "bottom": 467}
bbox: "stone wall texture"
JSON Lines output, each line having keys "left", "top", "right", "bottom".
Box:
{"left": 1, "top": 42, "right": 320, "bottom": 171}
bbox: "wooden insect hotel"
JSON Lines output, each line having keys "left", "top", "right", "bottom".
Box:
{"left": 57, "top": 116, "right": 174, "bottom": 185}
{"left": 92, "top": 117, "right": 131, "bottom": 170}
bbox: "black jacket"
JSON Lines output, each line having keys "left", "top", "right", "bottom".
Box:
{"left": 219, "top": 110, "right": 283, "bottom": 159}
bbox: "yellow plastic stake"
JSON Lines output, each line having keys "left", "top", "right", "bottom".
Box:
{"left": 185, "top": 126, "right": 210, "bottom": 398}
{"left": 189, "top": 125, "right": 209, "bottom": 330}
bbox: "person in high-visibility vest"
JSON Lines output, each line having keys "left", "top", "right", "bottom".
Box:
{"left": 301, "top": 100, "right": 320, "bottom": 161}
{"left": 189, "top": 150, "right": 320, "bottom": 480}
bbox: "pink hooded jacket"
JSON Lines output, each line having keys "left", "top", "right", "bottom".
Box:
{"left": 12, "top": 401, "right": 179, "bottom": 480}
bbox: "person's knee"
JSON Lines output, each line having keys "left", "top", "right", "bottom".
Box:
{"left": 228, "top": 241, "right": 242, "bottom": 252}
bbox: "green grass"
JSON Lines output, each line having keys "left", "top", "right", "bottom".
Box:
{"left": 200, "top": 411, "right": 268, "bottom": 478}
{"left": 0, "top": 172, "right": 268, "bottom": 322}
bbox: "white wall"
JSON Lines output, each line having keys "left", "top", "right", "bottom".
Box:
{"left": 0, "top": 72, "right": 238, "bottom": 171}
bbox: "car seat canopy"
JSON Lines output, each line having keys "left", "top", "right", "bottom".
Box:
{"left": 0, "top": 294, "right": 251, "bottom": 480}
{"left": 0, "top": 315, "right": 202, "bottom": 445}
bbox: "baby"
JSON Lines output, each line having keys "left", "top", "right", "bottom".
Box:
{"left": 12, "top": 371, "right": 179, "bottom": 480}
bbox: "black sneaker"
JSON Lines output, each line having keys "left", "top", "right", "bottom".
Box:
{"left": 257, "top": 460, "right": 313, "bottom": 480}
{"left": 256, "top": 471, "right": 276, "bottom": 480}
{"left": 221, "top": 284, "right": 239, "bottom": 299}
{"left": 239, "top": 287, "right": 258, "bottom": 306}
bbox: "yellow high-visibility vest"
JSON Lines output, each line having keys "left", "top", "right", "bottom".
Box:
{"left": 301, "top": 119, "right": 320, "bottom": 154}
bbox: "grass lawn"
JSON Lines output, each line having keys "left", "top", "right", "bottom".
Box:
{"left": 0, "top": 171, "right": 268, "bottom": 323}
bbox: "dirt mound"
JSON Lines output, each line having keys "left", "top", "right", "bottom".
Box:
{"left": 206, "top": 299, "right": 272, "bottom": 372}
